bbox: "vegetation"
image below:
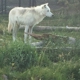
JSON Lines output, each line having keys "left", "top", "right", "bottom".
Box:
{"left": 0, "top": 40, "right": 80, "bottom": 80}
{"left": 0, "top": 0, "right": 80, "bottom": 79}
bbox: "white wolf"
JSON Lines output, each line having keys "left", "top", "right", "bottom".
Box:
{"left": 8, "top": 3, "right": 53, "bottom": 43}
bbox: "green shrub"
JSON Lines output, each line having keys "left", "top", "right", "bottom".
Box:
{"left": 17, "top": 61, "right": 80, "bottom": 80}
{"left": 19, "top": 66, "right": 54, "bottom": 80}
{"left": 0, "top": 41, "right": 52, "bottom": 71}
{"left": 1, "top": 41, "right": 38, "bottom": 70}
{"left": 40, "top": 38, "right": 80, "bottom": 62}
{"left": 66, "top": 63, "right": 80, "bottom": 80}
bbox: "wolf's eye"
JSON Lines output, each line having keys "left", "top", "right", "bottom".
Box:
{"left": 47, "top": 10, "right": 49, "bottom": 12}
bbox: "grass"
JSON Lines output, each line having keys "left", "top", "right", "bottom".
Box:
{"left": 0, "top": 14, "right": 80, "bottom": 80}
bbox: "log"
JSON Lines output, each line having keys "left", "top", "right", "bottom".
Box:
{"left": 36, "top": 46, "right": 73, "bottom": 50}
{"left": 33, "top": 26, "right": 80, "bottom": 32}
{"left": 25, "top": 33, "right": 76, "bottom": 47}
{"left": 31, "top": 41, "right": 43, "bottom": 47}
{"left": 27, "top": 33, "right": 75, "bottom": 44}
{"left": 19, "top": 25, "right": 80, "bottom": 31}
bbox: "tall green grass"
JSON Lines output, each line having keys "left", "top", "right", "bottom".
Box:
{"left": 0, "top": 40, "right": 80, "bottom": 80}
{"left": 0, "top": 14, "right": 80, "bottom": 80}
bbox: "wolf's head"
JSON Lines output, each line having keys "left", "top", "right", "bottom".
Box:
{"left": 41, "top": 3, "right": 53, "bottom": 17}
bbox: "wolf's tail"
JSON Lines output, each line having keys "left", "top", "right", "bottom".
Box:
{"left": 8, "top": 22, "right": 12, "bottom": 33}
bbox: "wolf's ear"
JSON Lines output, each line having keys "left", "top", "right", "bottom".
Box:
{"left": 42, "top": 4, "right": 46, "bottom": 9}
{"left": 42, "top": 3, "right": 49, "bottom": 9}
{"left": 45, "top": 3, "right": 48, "bottom": 5}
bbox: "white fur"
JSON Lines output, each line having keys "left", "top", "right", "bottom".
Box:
{"left": 8, "top": 3, "right": 53, "bottom": 43}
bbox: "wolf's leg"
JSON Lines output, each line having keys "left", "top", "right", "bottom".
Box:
{"left": 12, "top": 23, "right": 18, "bottom": 42}
{"left": 28, "top": 26, "right": 33, "bottom": 43}
{"left": 24, "top": 26, "right": 29, "bottom": 43}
